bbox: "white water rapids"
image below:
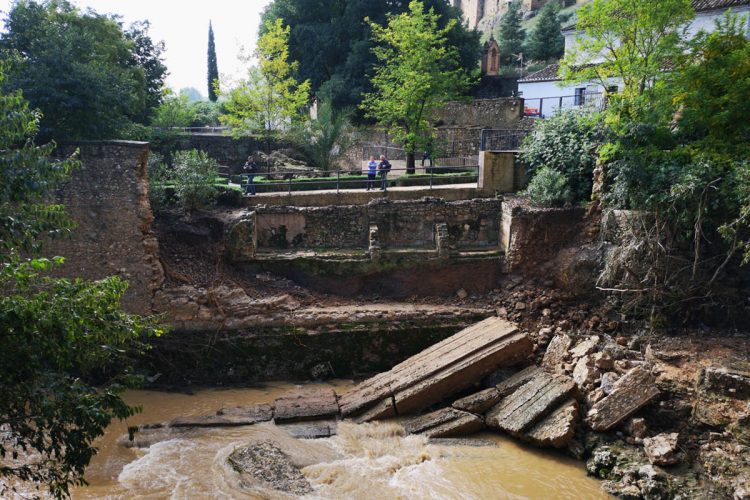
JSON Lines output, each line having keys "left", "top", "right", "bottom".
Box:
{"left": 62, "top": 382, "right": 607, "bottom": 499}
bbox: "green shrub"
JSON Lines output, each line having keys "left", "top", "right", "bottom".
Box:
{"left": 172, "top": 150, "right": 218, "bottom": 211}
{"left": 519, "top": 109, "right": 606, "bottom": 203}
{"left": 524, "top": 167, "right": 572, "bottom": 207}
{"left": 147, "top": 152, "right": 173, "bottom": 211}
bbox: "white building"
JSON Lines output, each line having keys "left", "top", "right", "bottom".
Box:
{"left": 517, "top": 0, "right": 750, "bottom": 117}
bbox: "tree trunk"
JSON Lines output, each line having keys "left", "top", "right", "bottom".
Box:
{"left": 406, "top": 152, "right": 415, "bottom": 175}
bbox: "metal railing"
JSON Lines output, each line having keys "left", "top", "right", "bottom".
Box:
{"left": 153, "top": 126, "right": 230, "bottom": 135}
{"left": 362, "top": 144, "right": 479, "bottom": 169}
{"left": 238, "top": 164, "right": 479, "bottom": 195}
{"left": 522, "top": 93, "right": 605, "bottom": 118}
{"left": 479, "top": 129, "right": 531, "bottom": 152}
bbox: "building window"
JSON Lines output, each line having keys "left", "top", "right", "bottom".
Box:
{"left": 574, "top": 87, "right": 586, "bottom": 106}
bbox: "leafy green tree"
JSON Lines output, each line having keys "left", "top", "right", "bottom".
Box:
{"left": 220, "top": 18, "right": 310, "bottom": 141}
{"left": 361, "top": 1, "right": 472, "bottom": 173}
{"left": 519, "top": 109, "right": 606, "bottom": 203}
{"left": 125, "top": 20, "right": 168, "bottom": 123}
{"left": 0, "top": 69, "right": 162, "bottom": 499}
{"left": 189, "top": 101, "right": 223, "bottom": 127}
{"left": 207, "top": 21, "right": 219, "bottom": 102}
{"left": 151, "top": 92, "right": 196, "bottom": 129}
{"left": 0, "top": 0, "right": 162, "bottom": 140}
{"left": 497, "top": 1, "right": 525, "bottom": 66}
{"left": 524, "top": 166, "right": 572, "bottom": 207}
{"left": 289, "top": 101, "right": 356, "bottom": 172}
{"left": 593, "top": 16, "right": 750, "bottom": 322}
{"left": 261, "top": 0, "right": 480, "bottom": 113}
{"left": 526, "top": 1, "right": 564, "bottom": 63}
{"left": 172, "top": 150, "right": 219, "bottom": 211}
{"left": 560, "top": 0, "right": 694, "bottom": 101}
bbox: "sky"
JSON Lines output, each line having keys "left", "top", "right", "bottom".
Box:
{"left": 0, "top": 0, "right": 273, "bottom": 98}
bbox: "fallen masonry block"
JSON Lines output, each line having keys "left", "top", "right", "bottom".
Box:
{"left": 274, "top": 387, "right": 340, "bottom": 423}
{"left": 404, "top": 408, "right": 484, "bottom": 438}
{"left": 452, "top": 387, "right": 502, "bottom": 414}
{"left": 486, "top": 372, "right": 575, "bottom": 435}
{"left": 495, "top": 365, "right": 543, "bottom": 397}
{"left": 524, "top": 399, "right": 578, "bottom": 448}
{"left": 542, "top": 334, "right": 572, "bottom": 374}
{"left": 339, "top": 317, "right": 531, "bottom": 420}
{"left": 586, "top": 366, "right": 660, "bottom": 432}
{"left": 700, "top": 366, "right": 750, "bottom": 399}
{"left": 643, "top": 432, "right": 680, "bottom": 466}
{"left": 117, "top": 426, "right": 196, "bottom": 448}
{"left": 278, "top": 420, "right": 338, "bottom": 439}
{"left": 353, "top": 396, "right": 397, "bottom": 423}
{"left": 170, "top": 404, "right": 274, "bottom": 428}
{"left": 217, "top": 404, "right": 274, "bottom": 422}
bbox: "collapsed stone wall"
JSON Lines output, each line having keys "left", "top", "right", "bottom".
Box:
{"left": 253, "top": 198, "right": 503, "bottom": 250}
{"left": 48, "top": 141, "right": 164, "bottom": 315}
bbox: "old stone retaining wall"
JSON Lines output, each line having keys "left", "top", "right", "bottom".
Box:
{"left": 49, "top": 141, "right": 164, "bottom": 315}
{"left": 501, "top": 198, "right": 587, "bottom": 273}
{"left": 434, "top": 98, "right": 526, "bottom": 128}
{"left": 253, "top": 198, "right": 503, "bottom": 251}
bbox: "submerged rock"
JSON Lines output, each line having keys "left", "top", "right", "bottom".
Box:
{"left": 227, "top": 440, "right": 313, "bottom": 496}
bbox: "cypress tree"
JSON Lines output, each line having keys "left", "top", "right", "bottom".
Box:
{"left": 207, "top": 21, "right": 219, "bottom": 102}
{"left": 497, "top": 1, "right": 525, "bottom": 66}
{"left": 527, "top": 1, "right": 564, "bottom": 62}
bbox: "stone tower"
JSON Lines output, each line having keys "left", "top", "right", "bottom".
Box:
{"left": 481, "top": 36, "right": 501, "bottom": 76}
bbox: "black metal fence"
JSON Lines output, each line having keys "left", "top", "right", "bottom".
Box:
{"left": 479, "top": 129, "right": 531, "bottom": 152}
{"left": 522, "top": 93, "right": 605, "bottom": 118}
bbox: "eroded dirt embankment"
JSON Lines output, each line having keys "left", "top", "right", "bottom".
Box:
{"left": 149, "top": 208, "right": 750, "bottom": 498}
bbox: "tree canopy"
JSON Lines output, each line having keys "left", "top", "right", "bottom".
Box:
{"left": 207, "top": 21, "right": 219, "bottom": 102}
{"left": 0, "top": 67, "right": 162, "bottom": 499}
{"left": 525, "top": 1, "right": 564, "bottom": 63}
{"left": 497, "top": 0, "right": 524, "bottom": 66}
{"left": 0, "top": 0, "right": 167, "bottom": 140}
{"left": 260, "top": 0, "right": 480, "bottom": 113}
{"left": 560, "top": 0, "right": 694, "bottom": 99}
{"left": 220, "top": 18, "right": 310, "bottom": 140}
{"left": 361, "top": 0, "right": 472, "bottom": 173}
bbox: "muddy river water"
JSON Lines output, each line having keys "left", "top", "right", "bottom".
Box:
{"left": 70, "top": 382, "right": 607, "bottom": 499}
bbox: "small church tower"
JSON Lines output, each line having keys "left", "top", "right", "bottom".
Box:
{"left": 481, "top": 36, "right": 501, "bottom": 76}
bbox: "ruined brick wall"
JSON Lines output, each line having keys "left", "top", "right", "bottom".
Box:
{"left": 501, "top": 198, "right": 586, "bottom": 272}
{"left": 434, "top": 98, "right": 525, "bottom": 129}
{"left": 48, "top": 141, "right": 164, "bottom": 315}
{"left": 254, "top": 198, "right": 503, "bottom": 250}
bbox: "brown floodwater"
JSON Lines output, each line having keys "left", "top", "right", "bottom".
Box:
{"left": 68, "top": 382, "right": 608, "bottom": 499}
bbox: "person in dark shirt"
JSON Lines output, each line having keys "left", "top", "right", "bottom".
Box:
{"left": 242, "top": 158, "right": 258, "bottom": 195}
{"left": 378, "top": 155, "right": 392, "bottom": 192}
